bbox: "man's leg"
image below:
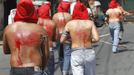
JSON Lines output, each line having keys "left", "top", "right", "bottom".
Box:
{"left": 109, "top": 24, "right": 114, "bottom": 43}
{"left": 59, "top": 43, "right": 64, "bottom": 72}
{"left": 62, "top": 43, "right": 71, "bottom": 75}
{"left": 112, "top": 22, "right": 120, "bottom": 53}
{"left": 119, "top": 21, "right": 124, "bottom": 40}
{"left": 84, "top": 49, "right": 96, "bottom": 75}
{"left": 71, "top": 49, "right": 84, "bottom": 75}
{"left": 44, "top": 50, "right": 54, "bottom": 75}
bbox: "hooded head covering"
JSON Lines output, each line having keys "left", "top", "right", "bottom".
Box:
{"left": 72, "top": 1, "right": 89, "bottom": 20}
{"left": 14, "top": 0, "right": 38, "bottom": 23}
{"left": 38, "top": 1, "right": 51, "bottom": 19}
{"left": 57, "top": 1, "right": 70, "bottom": 12}
{"left": 109, "top": 0, "right": 120, "bottom": 9}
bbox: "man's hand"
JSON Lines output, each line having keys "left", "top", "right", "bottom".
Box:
{"left": 124, "top": 12, "right": 133, "bottom": 16}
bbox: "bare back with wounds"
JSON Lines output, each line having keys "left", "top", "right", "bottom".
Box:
{"left": 61, "top": 20, "right": 99, "bottom": 48}
{"left": 53, "top": 12, "right": 72, "bottom": 42}
{"left": 3, "top": 22, "right": 49, "bottom": 67}
{"left": 37, "top": 18, "right": 56, "bottom": 48}
{"left": 106, "top": 8, "right": 122, "bottom": 22}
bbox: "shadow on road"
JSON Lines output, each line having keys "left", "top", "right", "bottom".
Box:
{"left": 119, "top": 41, "right": 134, "bottom": 45}
{"left": 118, "top": 48, "right": 134, "bottom": 53}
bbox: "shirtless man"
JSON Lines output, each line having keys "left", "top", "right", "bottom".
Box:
{"left": 106, "top": 0, "right": 123, "bottom": 53}
{"left": 3, "top": 0, "right": 49, "bottom": 75}
{"left": 53, "top": 0, "right": 71, "bottom": 38}
{"left": 117, "top": 4, "right": 132, "bottom": 40}
{"left": 37, "top": 1, "right": 56, "bottom": 75}
{"left": 60, "top": 1, "right": 99, "bottom": 75}
{"left": 53, "top": 1, "right": 72, "bottom": 75}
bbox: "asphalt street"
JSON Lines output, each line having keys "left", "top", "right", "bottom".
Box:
{"left": 0, "top": 22, "right": 134, "bottom": 75}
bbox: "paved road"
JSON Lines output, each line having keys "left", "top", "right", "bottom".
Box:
{"left": 96, "top": 22, "right": 134, "bottom": 75}
{"left": 0, "top": 22, "right": 134, "bottom": 75}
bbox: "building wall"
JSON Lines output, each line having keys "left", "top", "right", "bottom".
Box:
{"left": 0, "top": 2, "right": 4, "bottom": 30}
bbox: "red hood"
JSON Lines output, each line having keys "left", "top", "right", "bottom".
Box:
{"left": 57, "top": 1, "right": 70, "bottom": 12}
{"left": 14, "top": 0, "right": 38, "bottom": 23}
{"left": 109, "top": 0, "right": 120, "bottom": 9}
{"left": 38, "top": 2, "right": 51, "bottom": 19}
{"left": 72, "top": 1, "right": 89, "bottom": 20}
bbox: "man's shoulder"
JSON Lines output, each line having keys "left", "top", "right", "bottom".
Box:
{"left": 46, "top": 20, "right": 56, "bottom": 26}
{"left": 82, "top": 20, "right": 94, "bottom": 24}
{"left": 67, "top": 20, "right": 94, "bottom": 26}
{"left": 53, "top": 12, "right": 71, "bottom": 18}
{"left": 67, "top": 20, "right": 77, "bottom": 24}
{"left": 65, "top": 20, "right": 77, "bottom": 27}
{"left": 106, "top": 9, "right": 111, "bottom": 13}
{"left": 115, "top": 8, "right": 122, "bottom": 13}
{"left": 8, "top": 22, "right": 41, "bottom": 30}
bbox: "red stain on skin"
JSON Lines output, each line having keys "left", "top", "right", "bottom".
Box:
{"left": 40, "top": 22, "right": 44, "bottom": 26}
{"left": 45, "top": 24, "right": 54, "bottom": 39}
{"left": 22, "top": 33, "right": 38, "bottom": 45}
{"left": 39, "top": 21, "right": 54, "bottom": 39}
{"left": 55, "top": 16, "right": 66, "bottom": 33}
{"left": 76, "top": 28, "right": 88, "bottom": 45}
{"left": 17, "top": 55, "right": 23, "bottom": 65}
{"left": 29, "top": 50, "right": 35, "bottom": 62}
{"left": 15, "top": 38, "right": 21, "bottom": 50}
{"left": 14, "top": 31, "right": 39, "bottom": 66}
{"left": 55, "top": 18, "right": 66, "bottom": 40}
{"left": 15, "top": 36, "right": 23, "bottom": 65}
{"left": 57, "top": 18, "right": 66, "bottom": 29}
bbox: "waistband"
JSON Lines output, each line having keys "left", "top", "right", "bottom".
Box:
{"left": 109, "top": 21, "right": 120, "bottom": 24}
{"left": 11, "top": 66, "right": 41, "bottom": 72}
{"left": 72, "top": 47, "right": 93, "bottom": 51}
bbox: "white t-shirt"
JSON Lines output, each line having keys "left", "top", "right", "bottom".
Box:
{"left": 8, "top": 9, "right": 16, "bottom": 24}
{"left": 70, "top": 2, "right": 76, "bottom": 15}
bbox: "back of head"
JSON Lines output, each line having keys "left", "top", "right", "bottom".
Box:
{"left": 38, "top": 1, "right": 51, "bottom": 19}
{"left": 57, "top": 0, "right": 70, "bottom": 12}
{"left": 14, "top": 0, "right": 38, "bottom": 23}
{"left": 72, "top": 0, "right": 89, "bottom": 20}
{"left": 109, "top": 0, "right": 120, "bottom": 9}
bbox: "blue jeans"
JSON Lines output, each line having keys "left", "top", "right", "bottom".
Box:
{"left": 71, "top": 48, "right": 96, "bottom": 75}
{"left": 109, "top": 22, "right": 120, "bottom": 52}
{"left": 119, "top": 21, "right": 124, "bottom": 40}
{"left": 62, "top": 43, "right": 71, "bottom": 74}
{"left": 10, "top": 67, "right": 47, "bottom": 75}
{"left": 44, "top": 51, "right": 54, "bottom": 75}
{"left": 56, "top": 42, "right": 71, "bottom": 74}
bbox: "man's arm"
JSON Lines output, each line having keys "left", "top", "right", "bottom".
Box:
{"left": 60, "top": 23, "right": 70, "bottom": 43}
{"left": 3, "top": 28, "right": 10, "bottom": 54}
{"left": 119, "top": 6, "right": 133, "bottom": 16}
{"left": 91, "top": 21, "right": 99, "bottom": 43}
{"left": 52, "top": 21, "right": 56, "bottom": 41}
{"left": 40, "top": 30, "right": 49, "bottom": 68}
{"left": 52, "top": 21, "right": 57, "bottom": 47}
{"left": 105, "top": 10, "right": 109, "bottom": 24}
{"left": 44, "top": 34, "right": 49, "bottom": 67}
